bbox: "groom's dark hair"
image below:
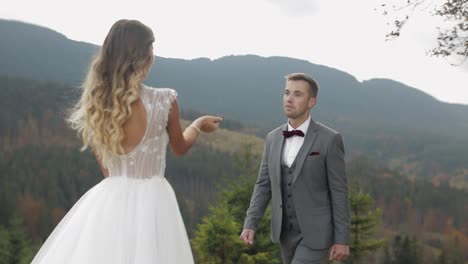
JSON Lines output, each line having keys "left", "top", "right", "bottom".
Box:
{"left": 285, "top": 73, "right": 318, "bottom": 98}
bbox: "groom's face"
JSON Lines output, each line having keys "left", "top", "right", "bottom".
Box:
{"left": 283, "top": 80, "right": 316, "bottom": 119}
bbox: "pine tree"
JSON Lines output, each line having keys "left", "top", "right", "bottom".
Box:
{"left": 348, "top": 190, "right": 386, "bottom": 262}
{"left": 192, "top": 144, "right": 280, "bottom": 264}
{"left": 391, "top": 235, "right": 423, "bottom": 264}
{"left": 192, "top": 206, "right": 244, "bottom": 264}
{"left": 437, "top": 248, "right": 448, "bottom": 264}
{"left": 0, "top": 225, "right": 11, "bottom": 264}
{"left": 8, "top": 215, "right": 34, "bottom": 264}
{"left": 383, "top": 245, "right": 392, "bottom": 264}
{"left": 437, "top": 238, "right": 465, "bottom": 264}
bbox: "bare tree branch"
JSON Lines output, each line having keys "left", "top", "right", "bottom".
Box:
{"left": 380, "top": 0, "right": 468, "bottom": 62}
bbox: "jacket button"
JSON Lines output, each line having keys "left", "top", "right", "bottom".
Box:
{"left": 280, "top": 204, "right": 283, "bottom": 208}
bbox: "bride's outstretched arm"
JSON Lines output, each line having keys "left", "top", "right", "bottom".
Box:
{"left": 167, "top": 99, "right": 222, "bottom": 156}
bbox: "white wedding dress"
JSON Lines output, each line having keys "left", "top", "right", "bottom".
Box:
{"left": 32, "top": 85, "right": 194, "bottom": 263}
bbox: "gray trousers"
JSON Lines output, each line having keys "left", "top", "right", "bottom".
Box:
{"left": 280, "top": 226, "right": 328, "bottom": 264}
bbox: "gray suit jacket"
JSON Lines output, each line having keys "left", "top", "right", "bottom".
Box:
{"left": 243, "top": 120, "right": 350, "bottom": 249}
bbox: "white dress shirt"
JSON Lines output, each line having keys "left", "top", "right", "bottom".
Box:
{"left": 282, "top": 116, "right": 311, "bottom": 168}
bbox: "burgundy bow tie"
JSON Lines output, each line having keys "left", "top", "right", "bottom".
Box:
{"left": 282, "top": 130, "right": 305, "bottom": 138}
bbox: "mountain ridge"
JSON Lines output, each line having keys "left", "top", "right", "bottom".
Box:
{"left": 1, "top": 19, "right": 467, "bottom": 180}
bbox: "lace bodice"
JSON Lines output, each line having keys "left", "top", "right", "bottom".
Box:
{"left": 107, "top": 85, "right": 177, "bottom": 179}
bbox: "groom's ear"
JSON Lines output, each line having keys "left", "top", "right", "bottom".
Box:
{"left": 308, "top": 96, "right": 317, "bottom": 109}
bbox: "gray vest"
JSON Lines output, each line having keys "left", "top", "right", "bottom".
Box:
{"left": 281, "top": 158, "right": 300, "bottom": 231}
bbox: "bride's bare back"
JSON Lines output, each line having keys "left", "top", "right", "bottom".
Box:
{"left": 121, "top": 98, "right": 147, "bottom": 154}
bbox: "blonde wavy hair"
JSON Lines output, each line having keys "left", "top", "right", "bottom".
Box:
{"left": 67, "top": 19, "right": 155, "bottom": 166}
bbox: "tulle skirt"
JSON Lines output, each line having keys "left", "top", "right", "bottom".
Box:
{"left": 31, "top": 175, "right": 194, "bottom": 264}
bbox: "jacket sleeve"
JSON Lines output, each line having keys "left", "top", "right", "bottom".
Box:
{"left": 326, "top": 133, "right": 350, "bottom": 244}
{"left": 243, "top": 136, "right": 272, "bottom": 231}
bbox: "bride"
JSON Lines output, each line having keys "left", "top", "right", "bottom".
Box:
{"left": 31, "top": 19, "right": 222, "bottom": 263}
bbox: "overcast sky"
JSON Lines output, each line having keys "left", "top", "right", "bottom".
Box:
{"left": 1, "top": 0, "right": 467, "bottom": 104}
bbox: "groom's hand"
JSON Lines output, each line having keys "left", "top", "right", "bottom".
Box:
{"left": 239, "top": 229, "right": 255, "bottom": 245}
{"left": 329, "top": 244, "right": 349, "bottom": 261}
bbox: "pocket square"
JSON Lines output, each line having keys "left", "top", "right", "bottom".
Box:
{"left": 309, "top": 152, "right": 320, "bottom": 156}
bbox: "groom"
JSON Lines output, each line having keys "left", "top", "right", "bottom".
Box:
{"left": 240, "top": 73, "right": 350, "bottom": 263}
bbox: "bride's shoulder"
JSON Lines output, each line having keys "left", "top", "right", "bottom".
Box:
{"left": 142, "top": 85, "right": 178, "bottom": 109}
{"left": 143, "top": 85, "right": 177, "bottom": 97}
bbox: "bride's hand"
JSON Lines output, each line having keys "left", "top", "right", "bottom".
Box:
{"left": 192, "top": 116, "right": 223, "bottom": 133}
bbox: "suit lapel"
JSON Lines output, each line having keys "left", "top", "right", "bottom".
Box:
{"left": 272, "top": 123, "right": 287, "bottom": 185}
{"left": 292, "top": 120, "right": 319, "bottom": 183}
